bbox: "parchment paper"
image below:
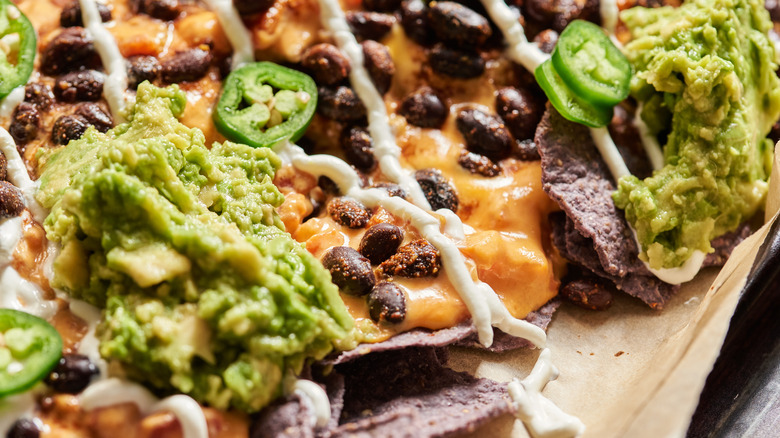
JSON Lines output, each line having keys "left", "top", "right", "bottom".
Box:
{"left": 451, "top": 147, "right": 780, "bottom": 438}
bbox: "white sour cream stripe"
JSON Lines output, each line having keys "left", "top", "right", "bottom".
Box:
{"left": 589, "top": 127, "right": 630, "bottom": 180}
{"left": 0, "top": 128, "right": 46, "bottom": 222}
{"left": 201, "top": 0, "right": 254, "bottom": 69}
{"left": 0, "top": 86, "right": 25, "bottom": 120}
{"left": 480, "top": 0, "right": 549, "bottom": 72}
{"left": 293, "top": 380, "right": 331, "bottom": 427}
{"left": 600, "top": 0, "right": 619, "bottom": 37}
{"left": 509, "top": 349, "right": 585, "bottom": 438}
{"left": 276, "top": 142, "right": 546, "bottom": 348}
{"left": 318, "top": 0, "right": 432, "bottom": 210}
{"left": 80, "top": 379, "right": 209, "bottom": 438}
{"left": 633, "top": 103, "right": 664, "bottom": 171}
{"left": 79, "top": 0, "right": 128, "bottom": 122}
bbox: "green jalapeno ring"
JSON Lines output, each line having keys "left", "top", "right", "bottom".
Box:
{"left": 0, "top": 309, "right": 63, "bottom": 398}
{"left": 535, "top": 59, "right": 614, "bottom": 128}
{"left": 214, "top": 62, "right": 318, "bottom": 148}
{"left": 551, "top": 20, "right": 631, "bottom": 107}
{"left": 0, "top": 0, "right": 36, "bottom": 100}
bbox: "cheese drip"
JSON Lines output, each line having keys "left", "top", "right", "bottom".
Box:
{"left": 275, "top": 141, "right": 547, "bottom": 348}
{"left": 318, "top": 0, "right": 432, "bottom": 210}
{"left": 79, "top": 0, "right": 128, "bottom": 122}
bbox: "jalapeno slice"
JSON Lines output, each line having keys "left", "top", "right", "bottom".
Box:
{"left": 0, "top": 309, "right": 63, "bottom": 397}
{"left": 0, "top": 0, "right": 36, "bottom": 100}
{"left": 535, "top": 59, "right": 613, "bottom": 128}
{"left": 214, "top": 62, "right": 318, "bottom": 148}
{"left": 551, "top": 20, "right": 631, "bottom": 106}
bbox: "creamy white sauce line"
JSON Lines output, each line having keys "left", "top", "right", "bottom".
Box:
{"left": 201, "top": 0, "right": 255, "bottom": 69}
{"left": 509, "top": 349, "right": 585, "bottom": 438}
{"left": 480, "top": 0, "right": 548, "bottom": 72}
{"left": 0, "top": 86, "right": 25, "bottom": 120}
{"left": 80, "top": 379, "right": 208, "bottom": 438}
{"left": 293, "top": 379, "right": 331, "bottom": 427}
{"left": 600, "top": 0, "right": 619, "bottom": 39}
{"left": 318, "top": 0, "right": 432, "bottom": 210}
{"left": 276, "top": 141, "right": 547, "bottom": 348}
{"left": 79, "top": 0, "right": 128, "bottom": 122}
{"left": 633, "top": 103, "right": 664, "bottom": 171}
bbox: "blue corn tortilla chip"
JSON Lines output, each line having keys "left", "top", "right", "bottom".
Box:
{"left": 540, "top": 104, "right": 753, "bottom": 309}
{"left": 324, "top": 298, "right": 560, "bottom": 365}
{"left": 252, "top": 348, "right": 514, "bottom": 438}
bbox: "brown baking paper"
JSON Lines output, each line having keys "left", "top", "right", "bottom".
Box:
{"left": 451, "top": 147, "right": 780, "bottom": 438}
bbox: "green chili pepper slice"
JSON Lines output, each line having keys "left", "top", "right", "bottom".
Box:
{"left": 0, "top": 0, "right": 36, "bottom": 100}
{"left": 535, "top": 59, "right": 613, "bottom": 128}
{"left": 551, "top": 20, "right": 631, "bottom": 107}
{"left": 214, "top": 62, "right": 318, "bottom": 148}
{"left": 0, "top": 309, "right": 63, "bottom": 398}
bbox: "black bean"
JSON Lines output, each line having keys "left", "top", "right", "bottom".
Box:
{"left": 233, "top": 0, "right": 275, "bottom": 15}
{"left": 495, "top": 87, "right": 542, "bottom": 142}
{"left": 363, "top": 0, "right": 403, "bottom": 12}
{"left": 160, "top": 47, "right": 213, "bottom": 84}
{"left": 429, "top": 44, "right": 484, "bottom": 79}
{"left": 321, "top": 246, "right": 376, "bottom": 296}
{"left": 560, "top": 276, "right": 614, "bottom": 311}
{"left": 51, "top": 115, "right": 89, "bottom": 145}
{"left": 362, "top": 40, "right": 395, "bottom": 95}
{"left": 525, "top": 0, "right": 595, "bottom": 32}
{"left": 533, "top": 29, "right": 558, "bottom": 54}
{"left": 127, "top": 56, "right": 161, "bottom": 89}
{"left": 40, "top": 27, "right": 101, "bottom": 76}
{"left": 340, "top": 126, "right": 376, "bottom": 172}
{"left": 0, "top": 181, "right": 23, "bottom": 218}
{"left": 379, "top": 239, "right": 441, "bottom": 278}
{"left": 415, "top": 168, "right": 458, "bottom": 212}
{"left": 359, "top": 223, "right": 404, "bottom": 264}
{"left": 428, "top": 2, "right": 492, "bottom": 49}
{"left": 512, "top": 139, "right": 540, "bottom": 161}
{"left": 458, "top": 151, "right": 501, "bottom": 177}
{"left": 5, "top": 418, "right": 40, "bottom": 438}
{"left": 9, "top": 102, "right": 40, "bottom": 145}
{"left": 141, "top": 0, "right": 182, "bottom": 21}
{"left": 328, "top": 197, "right": 372, "bottom": 228}
{"left": 372, "top": 182, "right": 407, "bottom": 198}
{"left": 368, "top": 282, "right": 407, "bottom": 323}
{"left": 399, "top": 86, "right": 447, "bottom": 128}
{"left": 318, "top": 175, "right": 341, "bottom": 195}
{"left": 60, "top": 0, "right": 111, "bottom": 27}
{"left": 23, "top": 83, "right": 54, "bottom": 109}
{"left": 301, "top": 44, "right": 351, "bottom": 86}
{"left": 346, "top": 11, "right": 395, "bottom": 41}
{"left": 0, "top": 152, "right": 7, "bottom": 181}
{"left": 75, "top": 102, "right": 114, "bottom": 133}
{"left": 456, "top": 108, "right": 513, "bottom": 160}
{"left": 400, "top": 0, "right": 431, "bottom": 46}
{"left": 317, "top": 86, "right": 367, "bottom": 122}
{"left": 54, "top": 70, "right": 104, "bottom": 103}
{"left": 44, "top": 354, "right": 100, "bottom": 394}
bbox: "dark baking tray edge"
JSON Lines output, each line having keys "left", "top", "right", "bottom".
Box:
{"left": 687, "top": 217, "right": 780, "bottom": 437}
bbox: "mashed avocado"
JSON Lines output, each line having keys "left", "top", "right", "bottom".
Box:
{"left": 614, "top": 0, "right": 780, "bottom": 269}
{"left": 36, "top": 83, "right": 352, "bottom": 412}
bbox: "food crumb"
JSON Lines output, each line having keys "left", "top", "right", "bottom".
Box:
{"left": 615, "top": 351, "right": 625, "bottom": 357}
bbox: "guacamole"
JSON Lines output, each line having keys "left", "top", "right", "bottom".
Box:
{"left": 36, "top": 83, "right": 352, "bottom": 412}
{"left": 614, "top": 0, "right": 780, "bottom": 269}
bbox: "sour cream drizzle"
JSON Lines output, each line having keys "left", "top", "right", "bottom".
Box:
{"left": 600, "top": 0, "right": 620, "bottom": 38}
{"left": 79, "top": 0, "right": 128, "bottom": 122}
{"left": 318, "top": 0, "right": 432, "bottom": 210}
{"left": 480, "top": 0, "right": 548, "bottom": 72}
{"left": 80, "top": 379, "right": 209, "bottom": 438}
{"left": 633, "top": 103, "right": 664, "bottom": 171}
{"left": 293, "top": 379, "right": 331, "bottom": 427}
{"left": 201, "top": 0, "right": 255, "bottom": 69}
{"left": 275, "top": 141, "right": 546, "bottom": 348}
{"left": 509, "top": 349, "right": 585, "bottom": 438}
{"left": 0, "top": 86, "right": 25, "bottom": 120}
